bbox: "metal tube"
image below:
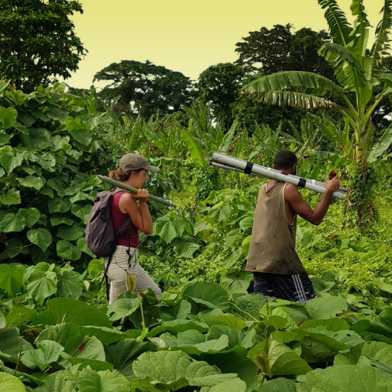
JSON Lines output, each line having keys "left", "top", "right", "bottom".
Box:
{"left": 210, "top": 153, "right": 347, "bottom": 200}
{"left": 97, "top": 175, "right": 175, "bottom": 207}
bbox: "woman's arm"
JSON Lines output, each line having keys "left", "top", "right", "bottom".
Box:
{"left": 119, "top": 191, "right": 153, "bottom": 235}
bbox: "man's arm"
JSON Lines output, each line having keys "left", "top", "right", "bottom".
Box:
{"left": 284, "top": 176, "right": 340, "bottom": 225}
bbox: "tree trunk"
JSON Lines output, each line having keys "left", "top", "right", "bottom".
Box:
{"left": 348, "top": 148, "right": 377, "bottom": 230}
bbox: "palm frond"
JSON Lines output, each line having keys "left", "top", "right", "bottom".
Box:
{"left": 371, "top": 0, "right": 392, "bottom": 65}
{"left": 319, "top": 43, "right": 367, "bottom": 89}
{"left": 349, "top": 0, "right": 370, "bottom": 57}
{"left": 318, "top": 0, "right": 352, "bottom": 45}
{"left": 244, "top": 71, "right": 345, "bottom": 100}
{"left": 377, "top": 72, "right": 392, "bottom": 86}
{"left": 351, "top": 0, "right": 370, "bottom": 28}
{"left": 257, "top": 91, "right": 337, "bottom": 110}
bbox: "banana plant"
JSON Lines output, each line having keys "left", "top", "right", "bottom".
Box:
{"left": 243, "top": 0, "right": 392, "bottom": 227}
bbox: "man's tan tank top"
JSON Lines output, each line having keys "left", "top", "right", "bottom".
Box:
{"left": 245, "top": 182, "right": 305, "bottom": 274}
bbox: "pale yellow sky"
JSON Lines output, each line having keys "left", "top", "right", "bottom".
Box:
{"left": 68, "top": 0, "right": 383, "bottom": 88}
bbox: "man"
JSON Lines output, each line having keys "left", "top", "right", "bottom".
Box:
{"left": 246, "top": 150, "right": 340, "bottom": 302}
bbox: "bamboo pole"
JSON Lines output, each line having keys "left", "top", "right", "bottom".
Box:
{"left": 97, "top": 175, "right": 174, "bottom": 207}
{"left": 210, "top": 153, "right": 347, "bottom": 200}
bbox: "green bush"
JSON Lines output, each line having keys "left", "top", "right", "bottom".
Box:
{"left": 0, "top": 82, "right": 113, "bottom": 263}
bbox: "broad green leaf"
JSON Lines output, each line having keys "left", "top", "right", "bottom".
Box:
{"left": 47, "top": 106, "right": 68, "bottom": 121}
{"left": 67, "top": 358, "right": 113, "bottom": 371}
{"left": 180, "top": 130, "right": 205, "bottom": 164}
{"left": 17, "top": 175, "right": 44, "bottom": 190}
{"left": 0, "top": 237, "right": 25, "bottom": 259}
{"left": 0, "top": 372, "right": 26, "bottom": 392}
{"left": 18, "top": 207, "right": 41, "bottom": 228}
{"left": 56, "top": 240, "right": 82, "bottom": 260}
{"left": 37, "top": 323, "right": 84, "bottom": 354}
{"left": 301, "top": 318, "right": 350, "bottom": 332}
{"left": 0, "top": 130, "right": 13, "bottom": 146}
{"left": 48, "top": 198, "right": 71, "bottom": 213}
{"left": 186, "top": 361, "right": 235, "bottom": 385}
{"left": 50, "top": 216, "right": 75, "bottom": 226}
{"left": 65, "top": 117, "right": 92, "bottom": 146}
{"left": 203, "top": 378, "right": 247, "bottom": 392}
{"left": 71, "top": 204, "right": 91, "bottom": 222}
{"left": 0, "top": 106, "right": 17, "bottom": 128}
{"left": 0, "top": 328, "right": 33, "bottom": 359}
{"left": 6, "top": 305, "right": 36, "bottom": 327}
{"left": 36, "top": 152, "right": 56, "bottom": 171}
{"left": 369, "top": 126, "right": 392, "bottom": 163}
{"left": 57, "top": 270, "right": 84, "bottom": 299}
{"left": 25, "top": 269, "right": 57, "bottom": 305}
{"left": 133, "top": 350, "right": 191, "bottom": 386}
{"left": 0, "top": 212, "right": 25, "bottom": 232}
{"left": 21, "top": 340, "right": 64, "bottom": 371}
{"left": 270, "top": 342, "right": 312, "bottom": 376}
{"left": 199, "top": 309, "right": 246, "bottom": 330}
{"left": 174, "top": 240, "right": 201, "bottom": 258}
{"left": 260, "top": 378, "right": 297, "bottom": 392}
{"left": 57, "top": 225, "right": 84, "bottom": 241}
{"left": 179, "top": 333, "right": 229, "bottom": 354}
{"left": 149, "top": 319, "right": 208, "bottom": 337}
{"left": 300, "top": 331, "right": 347, "bottom": 364}
{"left": 305, "top": 294, "right": 348, "bottom": 319}
{"left": 0, "top": 189, "right": 21, "bottom": 205}
{"left": 361, "top": 341, "right": 392, "bottom": 369}
{"left": 69, "top": 191, "right": 94, "bottom": 203}
{"left": 52, "top": 135, "right": 71, "bottom": 151}
{"left": 249, "top": 339, "right": 311, "bottom": 377}
{"left": 157, "top": 220, "right": 177, "bottom": 243}
{"left": 184, "top": 282, "right": 229, "bottom": 308}
{"left": 0, "top": 264, "right": 25, "bottom": 296}
{"left": 33, "top": 298, "right": 112, "bottom": 327}
{"left": 133, "top": 350, "right": 243, "bottom": 390}
{"left": 106, "top": 339, "right": 151, "bottom": 372}
{"left": 297, "top": 365, "right": 392, "bottom": 391}
{"left": 35, "top": 367, "right": 79, "bottom": 392}
{"left": 108, "top": 296, "right": 142, "bottom": 322}
{"left": 75, "top": 336, "right": 106, "bottom": 362}
{"left": 77, "top": 369, "right": 130, "bottom": 392}
{"left": 21, "top": 128, "right": 51, "bottom": 150}
{"left": 80, "top": 326, "right": 126, "bottom": 345}
{"left": 27, "top": 228, "right": 52, "bottom": 252}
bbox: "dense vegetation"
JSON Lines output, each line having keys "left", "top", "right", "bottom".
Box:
{"left": 0, "top": 0, "right": 392, "bottom": 391}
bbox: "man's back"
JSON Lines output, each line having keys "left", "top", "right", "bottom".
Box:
{"left": 246, "top": 182, "right": 305, "bottom": 274}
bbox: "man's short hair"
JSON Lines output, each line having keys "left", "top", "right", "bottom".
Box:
{"left": 274, "top": 150, "right": 297, "bottom": 170}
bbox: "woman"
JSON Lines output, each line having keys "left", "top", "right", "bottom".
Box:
{"left": 106, "top": 152, "right": 161, "bottom": 304}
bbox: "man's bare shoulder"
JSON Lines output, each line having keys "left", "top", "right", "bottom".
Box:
{"left": 284, "top": 183, "right": 302, "bottom": 201}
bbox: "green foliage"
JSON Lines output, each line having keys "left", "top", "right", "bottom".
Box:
{"left": 0, "top": 0, "right": 86, "bottom": 92}
{"left": 235, "top": 24, "right": 333, "bottom": 77}
{"left": 0, "top": 83, "right": 112, "bottom": 263}
{"left": 198, "top": 63, "right": 244, "bottom": 129}
{"left": 93, "top": 60, "right": 194, "bottom": 118}
{"left": 243, "top": 1, "right": 392, "bottom": 227}
{"left": 0, "top": 372, "right": 26, "bottom": 392}
{"left": 0, "top": 263, "right": 391, "bottom": 391}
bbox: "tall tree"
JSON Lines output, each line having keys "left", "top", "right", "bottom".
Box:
{"left": 0, "top": 0, "right": 86, "bottom": 92}
{"left": 198, "top": 63, "right": 244, "bottom": 129}
{"left": 233, "top": 25, "right": 334, "bottom": 131}
{"left": 244, "top": 0, "right": 392, "bottom": 228}
{"left": 94, "top": 60, "right": 194, "bottom": 119}
{"left": 235, "top": 24, "right": 333, "bottom": 78}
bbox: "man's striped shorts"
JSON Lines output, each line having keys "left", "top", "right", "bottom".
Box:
{"left": 252, "top": 272, "right": 315, "bottom": 303}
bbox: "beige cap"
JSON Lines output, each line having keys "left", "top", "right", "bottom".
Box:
{"left": 119, "top": 153, "right": 159, "bottom": 174}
